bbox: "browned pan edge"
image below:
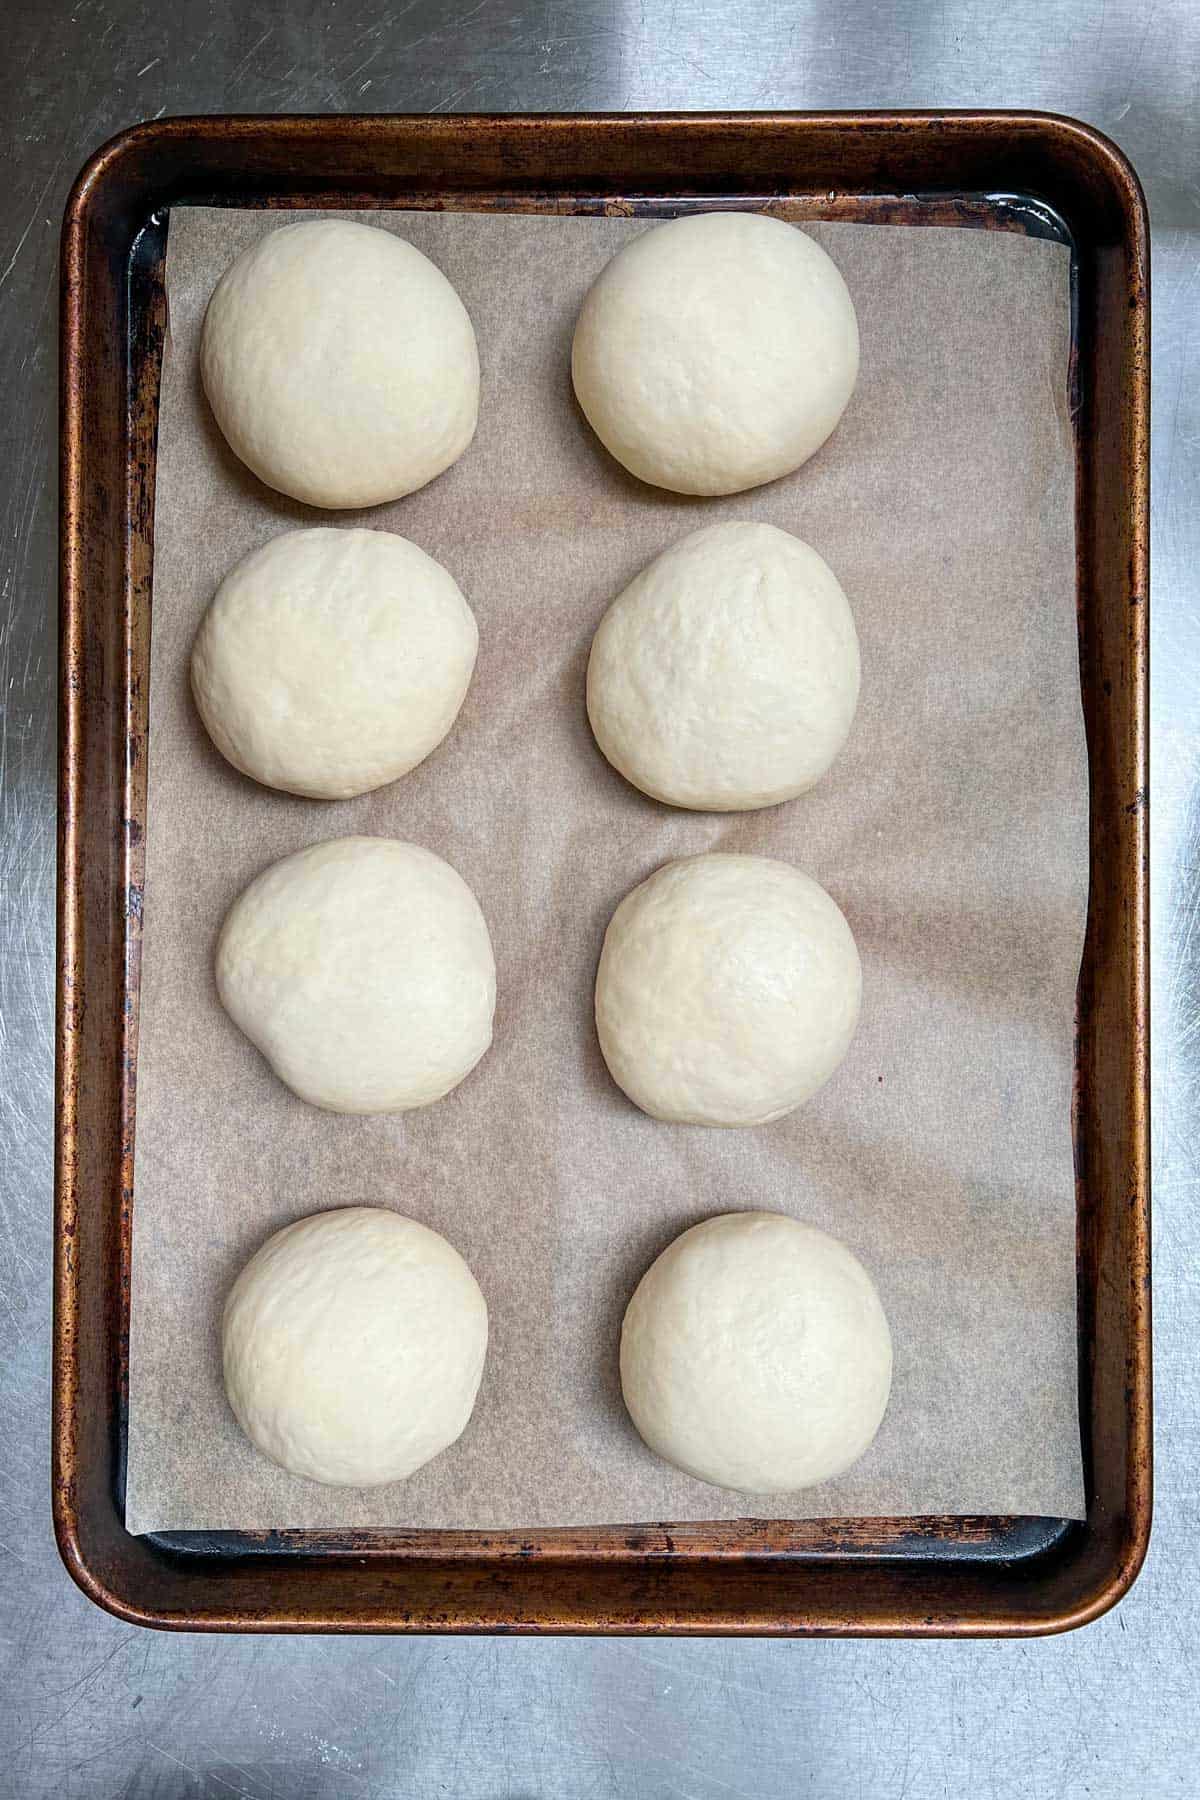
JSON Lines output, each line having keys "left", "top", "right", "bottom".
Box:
{"left": 55, "top": 112, "right": 1149, "bottom": 1634}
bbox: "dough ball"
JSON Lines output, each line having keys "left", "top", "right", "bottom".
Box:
{"left": 621, "top": 1212, "right": 892, "bottom": 1492}
{"left": 201, "top": 219, "right": 479, "bottom": 508}
{"left": 588, "top": 521, "right": 859, "bottom": 811}
{"left": 223, "top": 1207, "right": 488, "bottom": 1487}
{"left": 595, "top": 854, "right": 861, "bottom": 1127}
{"left": 217, "top": 836, "right": 495, "bottom": 1113}
{"left": 571, "top": 212, "right": 859, "bottom": 495}
{"left": 191, "top": 528, "right": 478, "bottom": 799}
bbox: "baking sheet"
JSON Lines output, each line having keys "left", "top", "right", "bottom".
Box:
{"left": 126, "top": 206, "right": 1087, "bottom": 1533}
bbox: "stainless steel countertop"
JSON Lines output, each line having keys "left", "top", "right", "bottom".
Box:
{"left": 2, "top": 2, "right": 1196, "bottom": 1794}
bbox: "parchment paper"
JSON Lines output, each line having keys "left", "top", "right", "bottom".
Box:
{"left": 126, "top": 206, "right": 1087, "bottom": 1533}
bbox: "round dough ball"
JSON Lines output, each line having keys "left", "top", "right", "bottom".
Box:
{"left": 595, "top": 854, "right": 861, "bottom": 1127}
{"left": 621, "top": 1212, "right": 892, "bottom": 1492}
{"left": 587, "top": 521, "right": 859, "bottom": 811}
{"left": 191, "top": 528, "right": 478, "bottom": 799}
{"left": 217, "top": 836, "right": 495, "bottom": 1113}
{"left": 201, "top": 219, "right": 480, "bottom": 508}
{"left": 571, "top": 212, "right": 859, "bottom": 496}
{"left": 223, "top": 1207, "right": 488, "bottom": 1487}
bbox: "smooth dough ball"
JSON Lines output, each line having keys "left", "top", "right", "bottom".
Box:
{"left": 571, "top": 212, "right": 859, "bottom": 496}
{"left": 191, "top": 528, "right": 478, "bottom": 799}
{"left": 217, "top": 837, "right": 495, "bottom": 1113}
{"left": 588, "top": 521, "right": 859, "bottom": 811}
{"left": 621, "top": 1212, "right": 892, "bottom": 1492}
{"left": 201, "top": 219, "right": 480, "bottom": 508}
{"left": 223, "top": 1207, "right": 488, "bottom": 1487}
{"left": 595, "top": 854, "right": 861, "bottom": 1127}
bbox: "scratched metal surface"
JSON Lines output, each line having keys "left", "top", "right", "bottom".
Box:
{"left": 1, "top": 2, "right": 1197, "bottom": 1794}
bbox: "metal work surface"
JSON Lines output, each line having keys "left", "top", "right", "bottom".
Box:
{"left": 1, "top": 0, "right": 1196, "bottom": 1793}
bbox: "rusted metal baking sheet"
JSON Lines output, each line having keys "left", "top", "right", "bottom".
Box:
{"left": 56, "top": 112, "right": 1149, "bottom": 1634}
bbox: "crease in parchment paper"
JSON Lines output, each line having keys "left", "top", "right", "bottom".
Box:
{"left": 125, "top": 207, "right": 1087, "bottom": 1533}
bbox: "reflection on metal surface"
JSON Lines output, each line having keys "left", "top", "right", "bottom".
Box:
{"left": 2, "top": 0, "right": 1198, "bottom": 1791}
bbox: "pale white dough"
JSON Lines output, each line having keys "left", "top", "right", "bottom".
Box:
{"left": 595, "top": 854, "right": 861, "bottom": 1127}
{"left": 217, "top": 837, "right": 496, "bottom": 1113}
{"left": 571, "top": 212, "right": 859, "bottom": 495}
{"left": 191, "top": 528, "right": 478, "bottom": 799}
{"left": 223, "top": 1207, "right": 488, "bottom": 1487}
{"left": 620, "top": 1212, "right": 892, "bottom": 1492}
{"left": 201, "top": 219, "right": 480, "bottom": 508}
{"left": 587, "top": 521, "right": 859, "bottom": 811}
